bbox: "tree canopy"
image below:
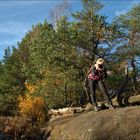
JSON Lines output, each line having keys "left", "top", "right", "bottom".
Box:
{"left": 0, "top": 0, "right": 140, "bottom": 117}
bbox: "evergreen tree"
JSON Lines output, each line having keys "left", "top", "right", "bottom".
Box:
{"left": 114, "top": 3, "right": 140, "bottom": 92}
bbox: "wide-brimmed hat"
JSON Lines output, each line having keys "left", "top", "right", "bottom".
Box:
{"left": 96, "top": 58, "right": 105, "bottom": 65}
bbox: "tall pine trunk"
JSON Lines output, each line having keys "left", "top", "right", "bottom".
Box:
{"left": 131, "top": 59, "right": 137, "bottom": 93}
{"left": 64, "top": 83, "right": 68, "bottom": 106}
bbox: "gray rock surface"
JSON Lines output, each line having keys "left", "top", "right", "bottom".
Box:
{"left": 47, "top": 106, "right": 140, "bottom": 140}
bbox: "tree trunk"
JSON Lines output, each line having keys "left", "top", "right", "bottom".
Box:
{"left": 131, "top": 59, "right": 137, "bottom": 93}
{"left": 116, "top": 64, "right": 129, "bottom": 106}
{"left": 64, "top": 83, "right": 68, "bottom": 106}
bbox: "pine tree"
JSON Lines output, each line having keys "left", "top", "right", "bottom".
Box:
{"left": 114, "top": 3, "right": 140, "bottom": 92}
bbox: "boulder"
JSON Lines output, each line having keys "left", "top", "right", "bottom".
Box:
{"left": 47, "top": 106, "right": 140, "bottom": 140}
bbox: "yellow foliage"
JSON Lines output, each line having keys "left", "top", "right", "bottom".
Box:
{"left": 18, "top": 95, "right": 48, "bottom": 123}
{"left": 25, "top": 82, "right": 36, "bottom": 93}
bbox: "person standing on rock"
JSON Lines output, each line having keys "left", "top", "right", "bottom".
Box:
{"left": 87, "top": 58, "right": 114, "bottom": 111}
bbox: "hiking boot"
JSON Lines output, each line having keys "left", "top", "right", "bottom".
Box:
{"left": 94, "top": 106, "right": 100, "bottom": 111}
{"left": 108, "top": 105, "right": 115, "bottom": 109}
{"left": 105, "top": 103, "right": 114, "bottom": 109}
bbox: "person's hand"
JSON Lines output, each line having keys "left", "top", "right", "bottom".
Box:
{"left": 96, "top": 66, "right": 102, "bottom": 71}
{"left": 107, "top": 71, "right": 112, "bottom": 76}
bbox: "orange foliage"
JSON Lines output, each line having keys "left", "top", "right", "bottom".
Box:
{"left": 18, "top": 95, "right": 48, "bottom": 123}
{"left": 25, "top": 82, "right": 36, "bottom": 93}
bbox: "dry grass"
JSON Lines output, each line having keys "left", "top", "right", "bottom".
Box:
{"left": 0, "top": 116, "right": 43, "bottom": 139}
{"left": 0, "top": 95, "right": 140, "bottom": 140}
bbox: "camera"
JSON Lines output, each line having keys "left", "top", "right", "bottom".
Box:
{"left": 98, "top": 64, "right": 103, "bottom": 69}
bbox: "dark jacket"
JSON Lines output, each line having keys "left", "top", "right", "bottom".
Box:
{"left": 91, "top": 66, "right": 108, "bottom": 80}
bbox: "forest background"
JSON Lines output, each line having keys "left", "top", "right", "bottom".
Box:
{"left": 0, "top": 0, "right": 140, "bottom": 122}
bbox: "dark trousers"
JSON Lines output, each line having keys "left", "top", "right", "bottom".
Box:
{"left": 89, "top": 79, "right": 113, "bottom": 106}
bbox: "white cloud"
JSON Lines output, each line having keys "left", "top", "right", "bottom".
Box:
{"left": 115, "top": 10, "right": 127, "bottom": 16}
{"left": 0, "top": 21, "right": 30, "bottom": 37}
{"left": 0, "top": 0, "right": 64, "bottom": 59}
{"left": 0, "top": 21, "right": 31, "bottom": 58}
{"left": 0, "top": 1, "right": 54, "bottom": 21}
{"left": 131, "top": 0, "right": 140, "bottom": 6}
{"left": 115, "top": 0, "right": 140, "bottom": 16}
{"left": 0, "top": 1, "right": 49, "bottom": 8}
{"left": 0, "top": 11, "right": 32, "bottom": 21}
{"left": 0, "top": 39, "right": 19, "bottom": 46}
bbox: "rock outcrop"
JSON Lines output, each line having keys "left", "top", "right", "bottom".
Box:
{"left": 46, "top": 106, "right": 140, "bottom": 140}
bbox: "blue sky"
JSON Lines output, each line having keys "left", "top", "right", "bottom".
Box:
{"left": 0, "top": 0, "right": 139, "bottom": 59}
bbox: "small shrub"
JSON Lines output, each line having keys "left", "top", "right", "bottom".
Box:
{"left": 18, "top": 94, "right": 49, "bottom": 123}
